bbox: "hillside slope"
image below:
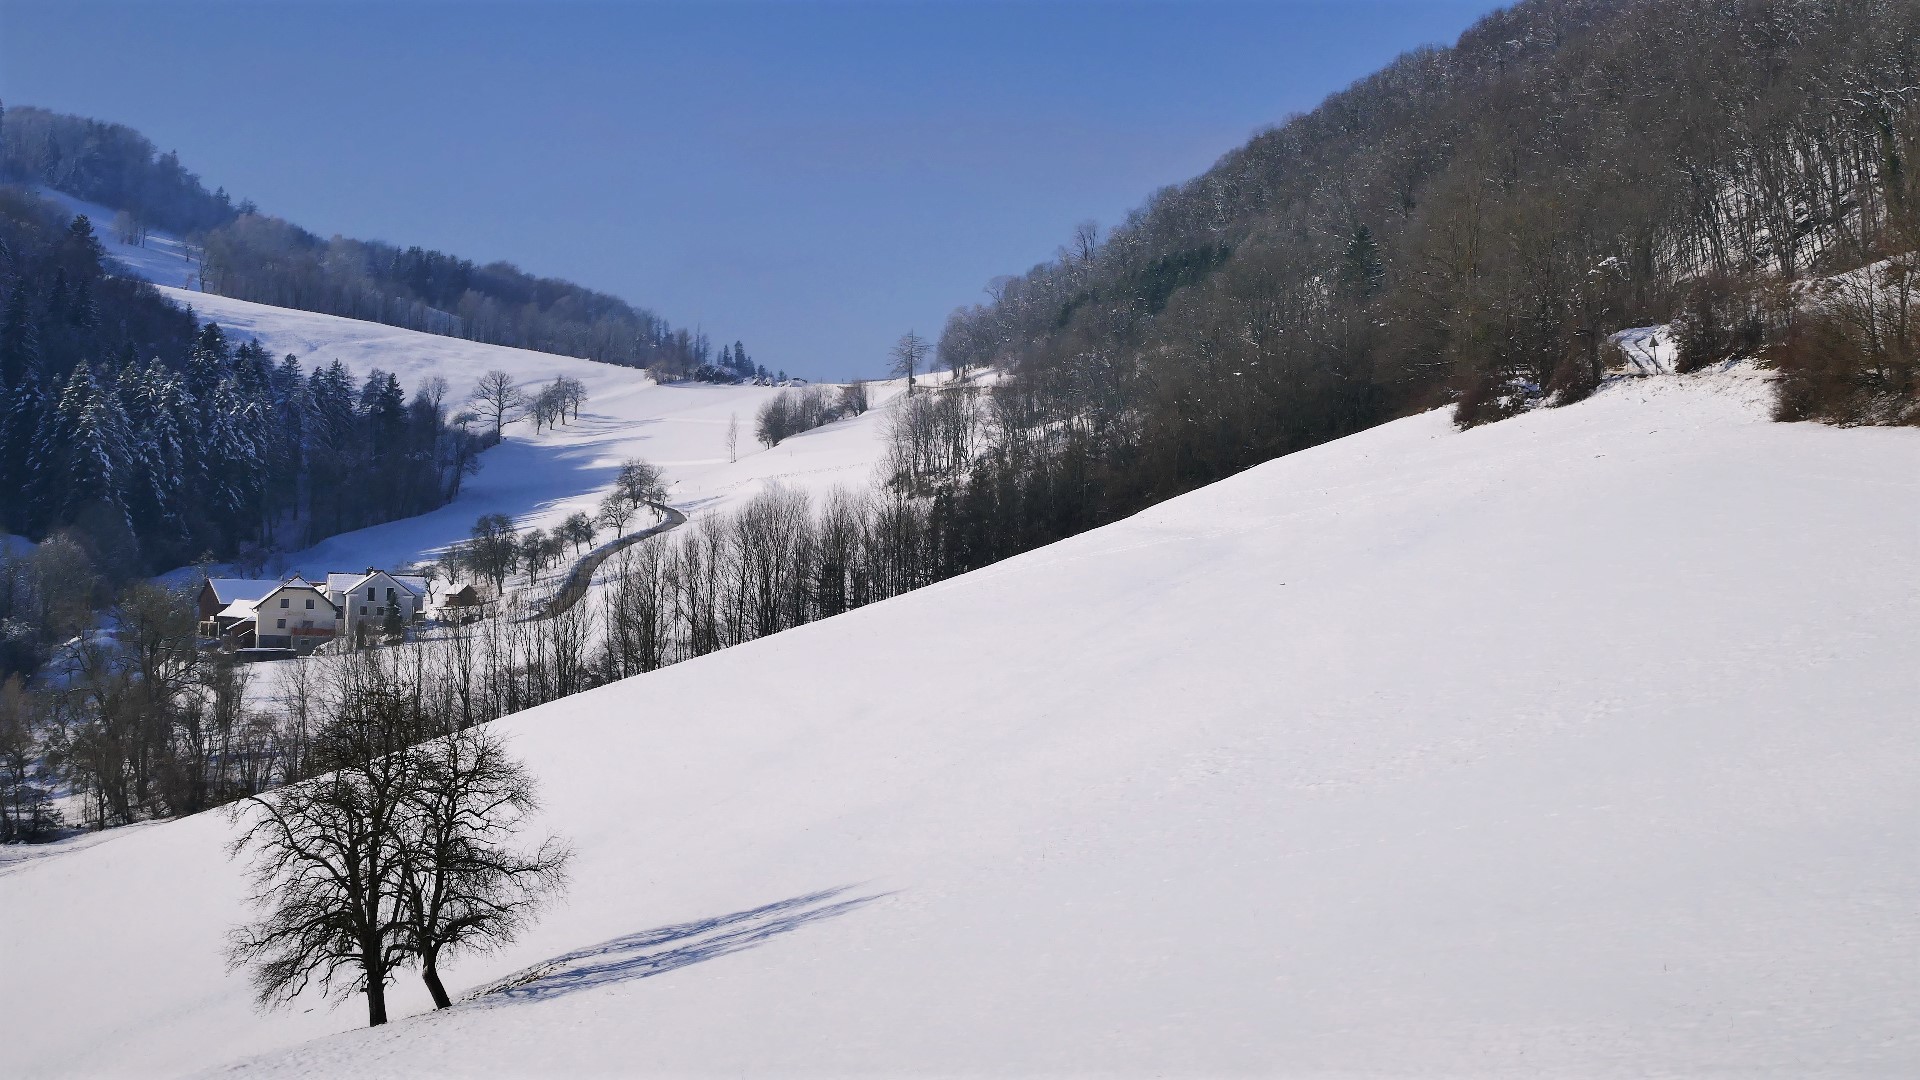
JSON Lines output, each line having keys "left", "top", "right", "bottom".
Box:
{"left": 35, "top": 185, "right": 901, "bottom": 578}
{"left": 156, "top": 287, "right": 904, "bottom": 579}
{"left": 3, "top": 367, "right": 1916, "bottom": 1078}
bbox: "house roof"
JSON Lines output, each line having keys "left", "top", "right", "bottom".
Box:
{"left": 204, "top": 578, "right": 280, "bottom": 604}
{"left": 216, "top": 599, "right": 258, "bottom": 620}
{"left": 325, "top": 570, "right": 425, "bottom": 598}
{"left": 260, "top": 580, "right": 341, "bottom": 614}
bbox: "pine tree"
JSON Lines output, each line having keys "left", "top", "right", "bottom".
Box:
{"left": 1341, "top": 225, "right": 1386, "bottom": 297}
{"left": 202, "top": 377, "right": 262, "bottom": 534}
{"left": 29, "top": 361, "right": 130, "bottom": 528}
{"left": 126, "top": 360, "right": 189, "bottom": 537}
{"left": 0, "top": 286, "right": 45, "bottom": 528}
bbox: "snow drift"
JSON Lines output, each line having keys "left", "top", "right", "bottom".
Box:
{"left": 2, "top": 367, "right": 1916, "bottom": 1078}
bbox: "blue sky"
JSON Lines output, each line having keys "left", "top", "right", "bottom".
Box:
{"left": 1, "top": 0, "right": 1499, "bottom": 378}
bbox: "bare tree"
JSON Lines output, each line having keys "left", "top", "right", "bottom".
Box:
{"left": 839, "top": 380, "right": 870, "bottom": 416}
{"left": 227, "top": 655, "right": 422, "bottom": 1027}
{"left": 595, "top": 492, "right": 636, "bottom": 538}
{"left": 469, "top": 371, "right": 524, "bottom": 442}
{"left": 614, "top": 458, "right": 667, "bottom": 507}
{"left": 560, "top": 511, "right": 597, "bottom": 555}
{"left": 466, "top": 514, "right": 519, "bottom": 596}
{"left": 419, "top": 376, "right": 451, "bottom": 418}
{"left": 518, "top": 529, "right": 553, "bottom": 586}
{"left": 889, "top": 331, "right": 929, "bottom": 395}
{"left": 558, "top": 376, "right": 587, "bottom": 421}
{"left": 231, "top": 650, "right": 569, "bottom": 1023}
{"left": 724, "top": 413, "right": 739, "bottom": 462}
{"left": 396, "top": 723, "right": 569, "bottom": 1009}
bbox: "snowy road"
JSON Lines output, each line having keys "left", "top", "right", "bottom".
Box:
{"left": 528, "top": 501, "right": 688, "bottom": 620}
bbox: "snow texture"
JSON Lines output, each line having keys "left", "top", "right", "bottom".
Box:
{"left": 3, "top": 365, "right": 1915, "bottom": 1078}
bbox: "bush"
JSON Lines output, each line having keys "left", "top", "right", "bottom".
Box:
{"left": 755, "top": 386, "right": 840, "bottom": 447}
{"left": 1673, "top": 273, "right": 1768, "bottom": 373}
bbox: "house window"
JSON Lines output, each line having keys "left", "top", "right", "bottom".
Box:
{"left": 306, "top": 598, "right": 315, "bottom": 609}
{"left": 301, "top": 620, "right": 312, "bottom": 628}
{"left": 387, "top": 588, "right": 397, "bottom": 604}
{"left": 360, "top": 606, "right": 368, "bottom": 616}
{"left": 366, "top": 586, "right": 375, "bottom": 600}
{"left": 376, "top": 606, "right": 386, "bottom": 616}
{"left": 276, "top": 619, "right": 286, "bottom": 629}
{"left": 280, "top": 598, "right": 290, "bottom": 608}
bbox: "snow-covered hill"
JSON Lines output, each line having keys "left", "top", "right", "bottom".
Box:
{"left": 150, "top": 284, "right": 906, "bottom": 578}
{"left": 4, "top": 365, "right": 1914, "bottom": 1078}
{"left": 34, "top": 186, "right": 905, "bottom": 577}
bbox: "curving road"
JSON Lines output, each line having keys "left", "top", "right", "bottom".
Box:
{"left": 528, "top": 501, "right": 687, "bottom": 620}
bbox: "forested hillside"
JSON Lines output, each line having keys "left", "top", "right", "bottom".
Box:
{"left": 0, "top": 104, "right": 731, "bottom": 376}
{"left": 0, "top": 189, "right": 478, "bottom": 680}
{"left": 933, "top": 0, "right": 1919, "bottom": 555}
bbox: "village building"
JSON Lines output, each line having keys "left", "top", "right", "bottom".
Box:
{"left": 324, "top": 568, "right": 428, "bottom": 642}
{"left": 253, "top": 576, "right": 343, "bottom": 654}
{"left": 195, "top": 568, "right": 427, "bottom": 657}
{"left": 438, "top": 583, "right": 487, "bottom": 623}
{"left": 197, "top": 577, "right": 281, "bottom": 626}
{"left": 206, "top": 597, "right": 259, "bottom": 649}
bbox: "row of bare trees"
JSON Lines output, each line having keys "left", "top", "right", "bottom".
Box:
{"left": 753, "top": 382, "right": 870, "bottom": 447}
{"left": 466, "top": 370, "right": 586, "bottom": 442}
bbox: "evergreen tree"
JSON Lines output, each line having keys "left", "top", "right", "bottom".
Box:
{"left": 29, "top": 361, "right": 130, "bottom": 528}
{"left": 125, "top": 360, "right": 189, "bottom": 538}
{"left": 0, "top": 285, "right": 44, "bottom": 528}
{"left": 201, "top": 376, "right": 262, "bottom": 535}
{"left": 1341, "top": 225, "right": 1386, "bottom": 298}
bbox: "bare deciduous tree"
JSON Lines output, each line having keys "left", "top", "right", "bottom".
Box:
{"left": 614, "top": 459, "right": 667, "bottom": 508}
{"left": 469, "top": 371, "right": 524, "bottom": 442}
{"left": 560, "top": 512, "right": 597, "bottom": 555}
{"left": 397, "top": 724, "right": 569, "bottom": 1009}
{"left": 889, "top": 331, "right": 929, "bottom": 395}
{"left": 595, "top": 493, "right": 636, "bottom": 538}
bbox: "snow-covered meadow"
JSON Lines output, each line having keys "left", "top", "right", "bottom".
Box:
{"left": 2, "top": 363, "right": 1915, "bottom": 1078}
{"left": 154, "top": 287, "right": 911, "bottom": 583}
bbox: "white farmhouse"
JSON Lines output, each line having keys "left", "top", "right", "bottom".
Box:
{"left": 253, "top": 576, "right": 342, "bottom": 654}
{"left": 324, "top": 568, "right": 428, "bottom": 641}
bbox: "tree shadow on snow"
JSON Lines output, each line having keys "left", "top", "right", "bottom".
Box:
{"left": 474, "top": 885, "right": 893, "bottom": 1005}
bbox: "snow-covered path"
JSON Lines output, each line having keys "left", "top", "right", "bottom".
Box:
{"left": 4, "top": 365, "right": 1915, "bottom": 1078}
{"left": 528, "top": 501, "right": 686, "bottom": 620}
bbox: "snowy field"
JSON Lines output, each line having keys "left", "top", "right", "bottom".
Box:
{"left": 2, "top": 363, "right": 1915, "bottom": 1078}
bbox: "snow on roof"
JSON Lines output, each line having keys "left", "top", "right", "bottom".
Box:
{"left": 324, "top": 570, "right": 421, "bottom": 596}
{"left": 258, "top": 580, "right": 340, "bottom": 613}
{"left": 204, "top": 578, "right": 280, "bottom": 603}
{"left": 215, "top": 599, "right": 257, "bottom": 621}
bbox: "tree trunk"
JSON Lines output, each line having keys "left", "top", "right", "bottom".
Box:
{"left": 422, "top": 957, "right": 452, "bottom": 1009}
{"left": 365, "top": 973, "right": 389, "bottom": 1027}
